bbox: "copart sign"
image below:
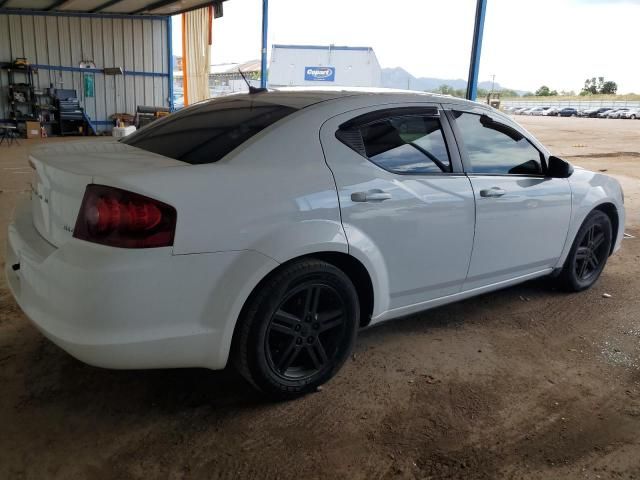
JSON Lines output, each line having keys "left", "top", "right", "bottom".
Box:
{"left": 304, "top": 66, "right": 335, "bottom": 82}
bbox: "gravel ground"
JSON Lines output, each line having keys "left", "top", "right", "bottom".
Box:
{"left": 0, "top": 116, "right": 639, "bottom": 479}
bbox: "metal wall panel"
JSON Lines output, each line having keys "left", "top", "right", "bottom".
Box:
{"left": 122, "top": 18, "right": 136, "bottom": 115}
{"left": 0, "top": 12, "right": 169, "bottom": 132}
{"left": 269, "top": 45, "right": 382, "bottom": 88}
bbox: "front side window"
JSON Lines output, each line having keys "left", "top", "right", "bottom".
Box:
{"left": 452, "top": 111, "right": 543, "bottom": 175}
{"left": 338, "top": 115, "right": 451, "bottom": 174}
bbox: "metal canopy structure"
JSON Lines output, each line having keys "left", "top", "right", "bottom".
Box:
{"left": 257, "top": 0, "right": 488, "bottom": 100}
{"left": 0, "top": 0, "right": 226, "bottom": 17}
{"left": 2, "top": 0, "right": 487, "bottom": 109}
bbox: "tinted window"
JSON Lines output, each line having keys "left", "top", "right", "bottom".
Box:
{"left": 339, "top": 115, "right": 451, "bottom": 174}
{"left": 122, "top": 99, "right": 297, "bottom": 164}
{"left": 452, "top": 111, "right": 543, "bottom": 175}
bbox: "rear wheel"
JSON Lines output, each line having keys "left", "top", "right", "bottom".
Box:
{"left": 556, "top": 210, "right": 612, "bottom": 292}
{"left": 234, "top": 259, "right": 359, "bottom": 398}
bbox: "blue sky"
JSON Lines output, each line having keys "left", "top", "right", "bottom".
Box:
{"left": 173, "top": 0, "right": 640, "bottom": 93}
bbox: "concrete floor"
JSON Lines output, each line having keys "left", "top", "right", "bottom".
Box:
{"left": 0, "top": 118, "right": 639, "bottom": 479}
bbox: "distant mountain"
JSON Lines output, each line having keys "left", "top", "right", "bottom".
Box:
{"left": 381, "top": 67, "right": 525, "bottom": 95}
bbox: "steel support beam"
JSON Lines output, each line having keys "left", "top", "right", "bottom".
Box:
{"left": 130, "top": 0, "right": 179, "bottom": 14}
{"left": 260, "top": 0, "right": 268, "bottom": 89}
{"left": 46, "top": 0, "right": 71, "bottom": 10}
{"left": 90, "top": 0, "right": 124, "bottom": 13}
{"left": 466, "top": 0, "right": 487, "bottom": 101}
{"left": 167, "top": 16, "right": 174, "bottom": 111}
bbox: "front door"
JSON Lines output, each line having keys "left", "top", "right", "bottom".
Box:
{"left": 447, "top": 108, "right": 572, "bottom": 290}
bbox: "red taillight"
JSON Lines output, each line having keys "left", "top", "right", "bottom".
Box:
{"left": 73, "top": 185, "right": 176, "bottom": 248}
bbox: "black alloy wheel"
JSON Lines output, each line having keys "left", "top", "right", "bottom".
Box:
{"left": 556, "top": 210, "right": 612, "bottom": 292}
{"left": 573, "top": 223, "right": 609, "bottom": 283}
{"left": 234, "top": 259, "right": 359, "bottom": 398}
{"left": 266, "top": 282, "right": 347, "bottom": 380}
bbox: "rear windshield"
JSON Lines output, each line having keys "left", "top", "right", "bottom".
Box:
{"left": 122, "top": 98, "right": 297, "bottom": 164}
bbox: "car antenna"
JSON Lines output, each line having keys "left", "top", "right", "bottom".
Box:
{"left": 238, "top": 68, "right": 267, "bottom": 94}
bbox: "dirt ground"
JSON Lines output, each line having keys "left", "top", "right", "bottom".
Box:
{"left": 0, "top": 116, "right": 639, "bottom": 479}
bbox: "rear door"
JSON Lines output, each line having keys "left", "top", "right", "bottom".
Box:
{"left": 320, "top": 104, "right": 475, "bottom": 313}
{"left": 446, "top": 106, "right": 572, "bottom": 290}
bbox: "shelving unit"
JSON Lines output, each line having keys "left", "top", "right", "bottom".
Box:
{"left": 3, "top": 62, "right": 36, "bottom": 121}
{"left": 1, "top": 60, "right": 58, "bottom": 136}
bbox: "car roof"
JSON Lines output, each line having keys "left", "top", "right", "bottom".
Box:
{"left": 202, "top": 87, "right": 479, "bottom": 110}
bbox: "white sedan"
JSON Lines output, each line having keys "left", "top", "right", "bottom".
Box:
{"left": 621, "top": 108, "right": 640, "bottom": 119}
{"left": 6, "top": 89, "right": 625, "bottom": 397}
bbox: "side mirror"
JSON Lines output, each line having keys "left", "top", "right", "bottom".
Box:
{"left": 547, "top": 156, "right": 574, "bottom": 178}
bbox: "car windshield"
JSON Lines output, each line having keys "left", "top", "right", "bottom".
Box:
{"left": 122, "top": 98, "right": 298, "bottom": 165}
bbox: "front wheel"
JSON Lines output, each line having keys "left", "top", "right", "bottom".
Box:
{"left": 556, "top": 210, "right": 612, "bottom": 292}
{"left": 234, "top": 259, "right": 359, "bottom": 398}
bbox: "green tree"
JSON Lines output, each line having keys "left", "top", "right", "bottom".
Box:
{"left": 535, "top": 85, "right": 558, "bottom": 96}
{"left": 435, "top": 84, "right": 455, "bottom": 95}
{"left": 600, "top": 81, "right": 618, "bottom": 94}
{"left": 582, "top": 77, "right": 601, "bottom": 95}
{"left": 432, "top": 84, "right": 466, "bottom": 98}
{"left": 536, "top": 85, "right": 550, "bottom": 96}
{"left": 499, "top": 89, "right": 520, "bottom": 97}
{"left": 581, "top": 76, "right": 617, "bottom": 95}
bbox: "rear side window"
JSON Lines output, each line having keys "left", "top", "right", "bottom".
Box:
{"left": 122, "top": 99, "right": 297, "bottom": 165}
{"left": 337, "top": 115, "right": 451, "bottom": 174}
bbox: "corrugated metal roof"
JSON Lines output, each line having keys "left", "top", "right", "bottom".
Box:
{"left": 0, "top": 0, "right": 227, "bottom": 17}
{"left": 229, "top": 59, "right": 260, "bottom": 73}
{"left": 272, "top": 44, "right": 374, "bottom": 52}
{"left": 172, "top": 60, "right": 259, "bottom": 76}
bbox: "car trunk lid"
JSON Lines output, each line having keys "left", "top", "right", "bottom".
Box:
{"left": 29, "top": 141, "right": 184, "bottom": 247}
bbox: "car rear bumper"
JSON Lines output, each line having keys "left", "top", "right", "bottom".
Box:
{"left": 5, "top": 199, "right": 278, "bottom": 370}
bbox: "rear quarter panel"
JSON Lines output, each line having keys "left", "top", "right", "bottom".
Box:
{"left": 93, "top": 107, "right": 347, "bottom": 260}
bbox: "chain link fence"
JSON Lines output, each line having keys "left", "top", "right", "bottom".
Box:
{"left": 503, "top": 98, "right": 640, "bottom": 109}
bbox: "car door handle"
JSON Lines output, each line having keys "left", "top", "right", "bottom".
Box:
{"left": 480, "top": 187, "right": 506, "bottom": 198}
{"left": 351, "top": 189, "right": 392, "bottom": 202}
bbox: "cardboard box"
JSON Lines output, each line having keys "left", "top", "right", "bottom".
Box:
{"left": 25, "top": 121, "right": 40, "bottom": 139}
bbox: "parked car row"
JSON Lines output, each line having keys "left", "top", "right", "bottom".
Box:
{"left": 504, "top": 105, "right": 640, "bottom": 119}
{"left": 579, "top": 106, "right": 640, "bottom": 119}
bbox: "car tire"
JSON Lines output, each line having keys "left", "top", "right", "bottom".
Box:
{"left": 555, "top": 210, "right": 612, "bottom": 292}
{"left": 233, "top": 259, "right": 359, "bottom": 398}
{"left": 632, "top": 115, "right": 637, "bottom": 120}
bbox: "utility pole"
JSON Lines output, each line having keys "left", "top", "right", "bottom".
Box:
{"left": 490, "top": 74, "right": 496, "bottom": 94}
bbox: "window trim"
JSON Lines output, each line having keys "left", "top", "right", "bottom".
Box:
{"left": 445, "top": 109, "right": 549, "bottom": 177}
{"left": 335, "top": 107, "right": 461, "bottom": 177}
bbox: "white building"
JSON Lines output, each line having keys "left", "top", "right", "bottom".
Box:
{"left": 268, "top": 44, "right": 382, "bottom": 88}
